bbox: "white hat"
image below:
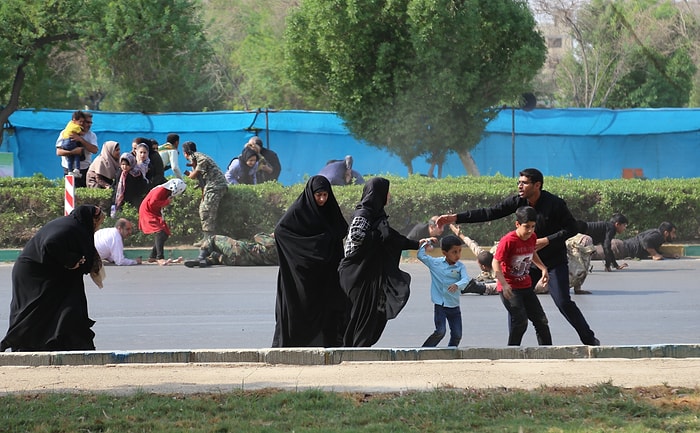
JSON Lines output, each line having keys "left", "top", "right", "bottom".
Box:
{"left": 163, "top": 178, "right": 186, "bottom": 196}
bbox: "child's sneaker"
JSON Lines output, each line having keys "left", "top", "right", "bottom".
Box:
{"left": 72, "top": 168, "right": 82, "bottom": 178}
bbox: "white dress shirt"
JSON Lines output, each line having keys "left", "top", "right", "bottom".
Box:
{"left": 94, "top": 227, "right": 138, "bottom": 266}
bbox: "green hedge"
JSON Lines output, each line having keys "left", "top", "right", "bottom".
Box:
{"left": 1, "top": 174, "right": 698, "bottom": 248}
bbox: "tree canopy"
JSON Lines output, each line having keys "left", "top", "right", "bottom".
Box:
{"left": 0, "top": 0, "right": 222, "bottom": 142}
{"left": 532, "top": 0, "right": 699, "bottom": 108}
{"left": 4, "top": 0, "right": 698, "bottom": 155}
{"left": 285, "top": 0, "right": 546, "bottom": 175}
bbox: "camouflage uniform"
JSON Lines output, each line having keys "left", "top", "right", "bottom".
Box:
{"left": 190, "top": 152, "right": 228, "bottom": 234}
{"left": 457, "top": 231, "right": 498, "bottom": 295}
{"left": 202, "top": 233, "right": 278, "bottom": 266}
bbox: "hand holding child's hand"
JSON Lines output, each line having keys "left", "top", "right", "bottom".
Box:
{"left": 420, "top": 238, "right": 436, "bottom": 250}
{"left": 447, "top": 283, "right": 458, "bottom": 293}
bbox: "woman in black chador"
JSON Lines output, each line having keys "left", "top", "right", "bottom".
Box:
{"left": 1, "top": 205, "right": 105, "bottom": 352}
{"left": 272, "top": 175, "right": 349, "bottom": 347}
{"left": 339, "top": 177, "right": 420, "bottom": 347}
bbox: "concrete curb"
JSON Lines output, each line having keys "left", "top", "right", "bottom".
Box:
{"left": 2, "top": 344, "right": 699, "bottom": 366}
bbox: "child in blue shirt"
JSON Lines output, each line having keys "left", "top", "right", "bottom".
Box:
{"left": 417, "top": 234, "right": 471, "bottom": 347}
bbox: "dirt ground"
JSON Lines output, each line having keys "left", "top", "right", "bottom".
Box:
{"left": 2, "top": 358, "right": 699, "bottom": 395}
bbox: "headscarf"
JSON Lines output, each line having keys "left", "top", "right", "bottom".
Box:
{"left": 69, "top": 204, "right": 101, "bottom": 272}
{"left": 235, "top": 147, "right": 259, "bottom": 184}
{"left": 115, "top": 153, "right": 143, "bottom": 208}
{"left": 134, "top": 143, "right": 151, "bottom": 181}
{"left": 70, "top": 204, "right": 101, "bottom": 234}
{"left": 277, "top": 175, "right": 348, "bottom": 239}
{"left": 89, "top": 141, "right": 120, "bottom": 180}
{"left": 353, "top": 177, "right": 390, "bottom": 223}
{"left": 241, "top": 146, "right": 259, "bottom": 163}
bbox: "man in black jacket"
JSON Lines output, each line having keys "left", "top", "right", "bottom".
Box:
{"left": 578, "top": 213, "right": 629, "bottom": 272}
{"left": 436, "top": 168, "right": 599, "bottom": 346}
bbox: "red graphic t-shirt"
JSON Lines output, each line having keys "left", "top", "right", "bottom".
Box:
{"left": 494, "top": 230, "right": 537, "bottom": 291}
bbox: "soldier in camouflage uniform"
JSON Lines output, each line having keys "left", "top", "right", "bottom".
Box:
{"left": 182, "top": 141, "right": 228, "bottom": 265}
{"left": 185, "top": 233, "right": 278, "bottom": 267}
{"left": 448, "top": 224, "right": 498, "bottom": 295}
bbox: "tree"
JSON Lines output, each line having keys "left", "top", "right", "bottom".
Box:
{"left": 532, "top": 0, "right": 699, "bottom": 108}
{"left": 0, "top": 0, "right": 88, "bottom": 142}
{"left": 285, "top": 0, "right": 546, "bottom": 176}
{"left": 82, "top": 0, "right": 222, "bottom": 112}
{"left": 0, "top": 0, "right": 222, "bottom": 145}
{"left": 202, "top": 0, "right": 325, "bottom": 111}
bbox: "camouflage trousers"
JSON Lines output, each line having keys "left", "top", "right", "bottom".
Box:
{"left": 474, "top": 271, "right": 498, "bottom": 295}
{"left": 592, "top": 239, "right": 627, "bottom": 260}
{"left": 199, "top": 187, "right": 226, "bottom": 233}
{"left": 203, "top": 234, "right": 278, "bottom": 266}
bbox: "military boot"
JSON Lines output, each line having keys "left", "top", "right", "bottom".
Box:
{"left": 461, "top": 279, "right": 487, "bottom": 295}
{"left": 198, "top": 246, "right": 211, "bottom": 268}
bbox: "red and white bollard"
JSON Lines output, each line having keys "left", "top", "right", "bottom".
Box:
{"left": 64, "top": 174, "right": 75, "bottom": 216}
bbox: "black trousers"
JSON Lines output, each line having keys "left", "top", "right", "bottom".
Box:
{"left": 149, "top": 231, "right": 169, "bottom": 260}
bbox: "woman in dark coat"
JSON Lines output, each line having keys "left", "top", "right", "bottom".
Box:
{"left": 272, "top": 175, "right": 349, "bottom": 347}
{"left": 1, "top": 205, "right": 105, "bottom": 352}
{"left": 339, "top": 177, "right": 420, "bottom": 347}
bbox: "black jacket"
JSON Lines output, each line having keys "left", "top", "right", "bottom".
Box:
{"left": 455, "top": 190, "right": 578, "bottom": 268}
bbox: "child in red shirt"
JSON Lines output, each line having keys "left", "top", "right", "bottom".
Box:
{"left": 493, "top": 206, "right": 552, "bottom": 346}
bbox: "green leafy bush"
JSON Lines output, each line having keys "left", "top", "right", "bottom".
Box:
{"left": 1, "top": 175, "right": 698, "bottom": 248}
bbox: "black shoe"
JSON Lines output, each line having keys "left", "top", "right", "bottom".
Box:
{"left": 198, "top": 259, "right": 210, "bottom": 268}
{"left": 461, "top": 279, "right": 486, "bottom": 295}
{"left": 588, "top": 338, "right": 600, "bottom": 346}
{"left": 184, "top": 260, "right": 199, "bottom": 268}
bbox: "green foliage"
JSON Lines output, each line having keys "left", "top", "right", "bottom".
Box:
{"left": 1, "top": 386, "right": 699, "bottom": 432}
{"left": 285, "top": 0, "right": 546, "bottom": 172}
{"left": 607, "top": 46, "right": 696, "bottom": 108}
{"left": 84, "top": 0, "right": 221, "bottom": 112}
{"left": 551, "top": 0, "right": 699, "bottom": 108}
{"left": 0, "top": 0, "right": 224, "bottom": 122}
{"left": 2, "top": 175, "right": 699, "bottom": 248}
{"left": 0, "top": 0, "right": 87, "bottom": 113}
{"left": 198, "top": 0, "right": 319, "bottom": 111}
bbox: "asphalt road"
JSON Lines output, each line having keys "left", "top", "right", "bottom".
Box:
{"left": 1, "top": 258, "right": 698, "bottom": 351}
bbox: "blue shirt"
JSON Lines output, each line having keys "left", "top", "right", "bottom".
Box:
{"left": 318, "top": 161, "right": 365, "bottom": 186}
{"left": 417, "top": 245, "right": 470, "bottom": 308}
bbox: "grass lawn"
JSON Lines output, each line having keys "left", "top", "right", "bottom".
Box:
{"left": 1, "top": 383, "right": 699, "bottom": 432}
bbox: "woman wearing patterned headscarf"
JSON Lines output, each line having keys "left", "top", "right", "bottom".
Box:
{"left": 339, "top": 177, "right": 420, "bottom": 347}
{"left": 113, "top": 152, "right": 149, "bottom": 213}
{"left": 1, "top": 205, "right": 105, "bottom": 352}
{"left": 272, "top": 175, "right": 349, "bottom": 347}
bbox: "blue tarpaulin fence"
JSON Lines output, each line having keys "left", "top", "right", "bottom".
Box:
{"left": 2, "top": 107, "right": 699, "bottom": 185}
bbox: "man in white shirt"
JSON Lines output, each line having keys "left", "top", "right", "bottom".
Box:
{"left": 55, "top": 111, "right": 98, "bottom": 187}
{"left": 94, "top": 218, "right": 142, "bottom": 266}
{"left": 158, "top": 133, "right": 183, "bottom": 179}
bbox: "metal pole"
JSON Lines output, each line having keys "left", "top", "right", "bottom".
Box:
{"left": 511, "top": 106, "right": 515, "bottom": 178}
{"left": 265, "top": 109, "right": 270, "bottom": 148}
